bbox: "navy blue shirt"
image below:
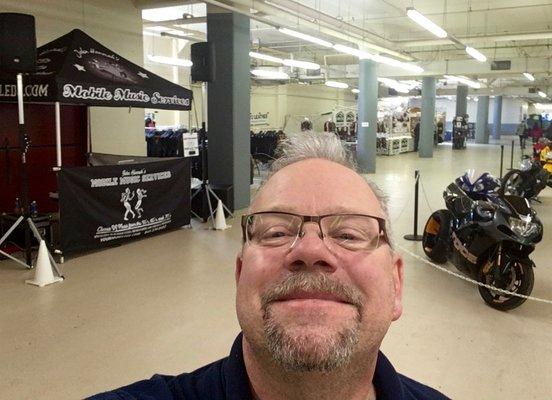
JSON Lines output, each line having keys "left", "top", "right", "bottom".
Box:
{"left": 88, "top": 334, "right": 449, "bottom": 400}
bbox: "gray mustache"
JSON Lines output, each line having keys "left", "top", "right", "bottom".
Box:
{"left": 260, "top": 272, "right": 364, "bottom": 316}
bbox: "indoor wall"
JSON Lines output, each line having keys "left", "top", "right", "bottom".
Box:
{"left": 250, "top": 83, "right": 357, "bottom": 132}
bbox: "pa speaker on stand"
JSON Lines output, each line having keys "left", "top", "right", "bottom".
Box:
{"left": 0, "top": 13, "right": 37, "bottom": 73}
{"left": 0, "top": 13, "right": 64, "bottom": 284}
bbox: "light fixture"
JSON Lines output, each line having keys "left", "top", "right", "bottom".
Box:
{"left": 538, "top": 90, "right": 547, "bottom": 98}
{"left": 251, "top": 69, "right": 289, "bottom": 79}
{"left": 282, "top": 59, "right": 320, "bottom": 70}
{"left": 147, "top": 54, "right": 193, "bottom": 67}
{"left": 182, "top": 13, "right": 193, "bottom": 19}
{"left": 278, "top": 28, "right": 333, "bottom": 48}
{"left": 373, "top": 54, "right": 424, "bottom": 73}
{"left": 406, "top": 7, "right": 447, "bottom": 39}
{"left": 378, "top": 78, "right": 411, "bottom": 93}
{"left": 523, "top": 72, "right": 535, "bottom": 81}
{"left": 249, "top": 51, "right": 282, "bottom": 63}
{"left": 351, "top": 88, "right": 360, "bottom": 94}
{"left": 443, "top": 75, "right": 482, "bottom": 89}
{"left": 465, "top": 46, "right": 487, "bottom": 62}
{"left": 333, "top": 44, "right": 370, "bottom": 58}
{"left": 333, "top": 44, "right": 424, "bottom": 73}
{"left": 325, "top": 81, "right": 349, "bottom": 89}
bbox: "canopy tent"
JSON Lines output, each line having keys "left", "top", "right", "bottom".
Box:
{"left": 0, "top": 29, "right": 193, "bottom": 166}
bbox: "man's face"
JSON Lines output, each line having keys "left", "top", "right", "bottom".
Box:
{"left": 236, "top": 159, "right": 403, "bottom": 372}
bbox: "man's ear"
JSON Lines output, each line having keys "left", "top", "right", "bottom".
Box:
{"left": 235, "top": 252, "right": 243, "bottom": 284}
{"left": 391, "top": 252, "right": 404, "bottom": 321}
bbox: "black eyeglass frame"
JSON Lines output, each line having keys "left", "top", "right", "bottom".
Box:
{"left": 241, "top": 211, "right": 389, "bottom": 249}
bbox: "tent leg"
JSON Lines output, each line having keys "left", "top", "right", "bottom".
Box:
{"left": 55, "top": 102, "right": 61, "bottom": 167}
{"left": 86, "top": 107, "right": 91, "bottom": 154}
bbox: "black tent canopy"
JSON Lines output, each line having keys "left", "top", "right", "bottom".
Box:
{"left": 0, "top": 29, "right": 193, "bottom": 110}
{"left": 0, "top": 29, "right": 193, "bottom": 167}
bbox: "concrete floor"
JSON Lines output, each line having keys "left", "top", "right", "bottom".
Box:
{"left": 1, "top": 137, "right": 551, "bottom": 399}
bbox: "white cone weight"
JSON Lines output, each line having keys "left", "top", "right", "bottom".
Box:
{"left": 214, "top": 200, "right": 228, "bottom": 230}
{"left": 25, "top": 240, "right": 63, "bottom": 287}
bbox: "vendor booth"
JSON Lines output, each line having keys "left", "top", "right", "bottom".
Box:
{"left": 0, "top": 29, "right": 193, "bottom": 255}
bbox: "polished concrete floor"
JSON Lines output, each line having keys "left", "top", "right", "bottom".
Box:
{"left": 1, "top": 136, "right": 551, "bottom": 399}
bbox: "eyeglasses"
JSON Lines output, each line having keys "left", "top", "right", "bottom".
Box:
{"left": 241, "top": 211, "right": 388, "bottom": 252}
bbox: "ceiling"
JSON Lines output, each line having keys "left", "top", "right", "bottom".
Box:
{"left": 136, "top": 0, "right": 552, "bottom": 99}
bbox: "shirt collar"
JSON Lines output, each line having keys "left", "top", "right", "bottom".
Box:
{"left": 223, "top": 333, "right": 405, "bottom": 400}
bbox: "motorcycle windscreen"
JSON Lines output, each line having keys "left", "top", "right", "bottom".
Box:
{"left": 445, "top": 183, "right": 475, "bottom": 215}
{"left": 503, "top": 195, "right": 532, "bottom": 216}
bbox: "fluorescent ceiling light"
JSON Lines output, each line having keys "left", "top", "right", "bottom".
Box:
{"left": 351, "top": 88, "right": 360, "bottom": 94}
{"left": 523, "top": 72, "right": 535, "bottom": 81}
{"left": 406, "top": 7, "right": 447, "bottom": 39}
{"left": 443, "top": 75, "right": 482, "bottom": 89}
{"left": 249, "top": 51, "right": 282, "bottom": 63}
{"left": 325, "top": 81, "right": 349, "bottom": 89}
{"left": 373, "top": 54, "right": 424, "bottom": 73}
{"left": 147, "top": 54, "right": 192, "bottom": 67}
{"left": 333, "top": 44, "right": 424, "bottom": 73}
{"left": 278, "top": 28, "right": 333, "bottom": 48}
{"left": 251, "top": 69, "right": 289, "bottom": 79}
{"left": 333, "top": 44, "right": 371, "bottom": 59}
{"left": 378, "top": 78, "right": 411, "bottom": 93}
{"left": 465, "top": 46, "right": 487, "bottom": 62}
{"left": 282, "top": 59, "right": 320, "bottom": 70}
{"left": 538, "top": 91, "right": 547, "bottom": 98}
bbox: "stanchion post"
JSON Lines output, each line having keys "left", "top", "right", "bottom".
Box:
{"left": 510, "top": 139, "right": 514, "bottom": 170}
{"left": 500, "top": 145, "right": 504, "bottom": 179}
{"left": 404, "top": 170, "right": 423, "bottom": 241}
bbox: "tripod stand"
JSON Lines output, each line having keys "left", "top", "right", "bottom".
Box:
{"left": 0, "top": 73, "right": 63, "bottom": 280}
{"left": 190, "top": 123, "right": 234, "bottom": 229}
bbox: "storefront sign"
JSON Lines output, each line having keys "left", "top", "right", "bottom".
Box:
{"left": 59, "top": 159, "right": 190, "bottom": 254}
{"left": 251, "top": 112, "right": 269, "bottom": 125}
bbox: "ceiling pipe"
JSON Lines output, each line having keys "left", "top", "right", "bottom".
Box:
{"left": 222, "top": 0, "right": 413, "bottom": 61}
{"left": 398, "top": 31, "right": 552, "bottom": 48}
{"left": 263, "top": 0, "right": 388, "bottom": 48}
{"left": 143, "top": 17, "right": 207, "bottom": 27}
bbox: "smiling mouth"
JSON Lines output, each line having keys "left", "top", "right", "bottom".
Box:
{"left": 274, "top": 291, "right": 351, "bottom": 304}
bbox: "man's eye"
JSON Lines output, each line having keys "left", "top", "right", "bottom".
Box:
{"left": 330, "top": 230, "right": 364, "bottom": 241}
{"left": 262, "top": 227, "right": 295, "bottom": 239}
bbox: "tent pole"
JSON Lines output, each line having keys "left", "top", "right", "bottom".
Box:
{"left": 55, "top": 101, "right": 62, "bottom": 167}
{"left": 86, "top": 106, "right": 91, "bottom": 154}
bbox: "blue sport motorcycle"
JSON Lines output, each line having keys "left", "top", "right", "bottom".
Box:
{"left": 422, "top": 171, "right": 542, "bottom": 311}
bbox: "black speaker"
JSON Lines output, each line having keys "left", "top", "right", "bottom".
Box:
{"left": 191, "top": 42, "right": 215, "bottom": 82}
{"left": 0, "top": 13, "right": 37, "bottom": 73}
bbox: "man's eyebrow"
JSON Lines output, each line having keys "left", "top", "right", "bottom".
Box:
{"left": 253, "top": 205, "right": 383, "bottom": 216}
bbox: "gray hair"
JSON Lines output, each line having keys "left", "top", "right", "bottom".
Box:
{"left": 266, "top": 131, "right": 394, "bottom": 248}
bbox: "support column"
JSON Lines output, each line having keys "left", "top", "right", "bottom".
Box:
{"left": 475, "top": 96, "right": 489, "bottom": 144}
{"left": 206, "top": 9, "right": 250, "bottom": 209}
{"left": 455, "top": 84, "right": 468, "bottom": 117}
{"left": 492, "top": 95, "right": 503, "bottom": 139}
{"left": 419, "top": 76, "right": 436, "bottom": 158}
{"left": 357, "top": 59, "right": 378, "bottom": 173}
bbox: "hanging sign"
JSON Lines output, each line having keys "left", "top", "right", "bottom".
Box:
{"left": 59, "top": 159, "right": 190, "bottom": 254}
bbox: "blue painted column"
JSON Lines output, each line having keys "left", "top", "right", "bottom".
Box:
{"left": 492, "top": 95, "right": 503, "bottom": 139}
{"left": 207, "top": 9, "right": 250, "bottom": 209}
{"left": 356, "top": 59, "right": 378, "bottom": 173}
{"left": 419, "top": 76, "right": 436, "bottom": 158}
{"left": 475, "top": 96, "right": 489, "bottom": 144}
{"left": 455, "top": 85, "right": 468, "bottom": 117}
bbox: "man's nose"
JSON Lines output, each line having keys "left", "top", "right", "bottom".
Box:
{"left": 285, "top": 225, "right": 337, "bottom": 273}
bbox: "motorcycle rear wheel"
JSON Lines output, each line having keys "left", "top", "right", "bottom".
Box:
{"left": 499, "top": 170, "right": 526, "bottom": 197}
{"left": 422, "top": 210, "right": 452, "bottom": 264}
{"left": 478, "top": 257, "right": 534, "bottom": 311}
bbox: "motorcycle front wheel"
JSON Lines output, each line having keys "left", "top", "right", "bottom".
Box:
{"left": 422, "top": 210, "right": 452, "bottom": 264}
{"left": 499, "top": 170, "right": 526, "bottom": 197}
{"left": 478, "top": 256, "right": 534, "bottom": 311}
